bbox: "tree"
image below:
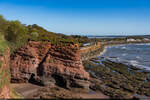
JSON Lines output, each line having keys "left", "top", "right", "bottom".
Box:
{"left": 0, "top": 15, "right": 9, "bottom": 35}
{"left": 0, "top": 32, "right": 7, "bottom": 55}
{"left": 5, "top": 20, "right": 28, "bottom": 42}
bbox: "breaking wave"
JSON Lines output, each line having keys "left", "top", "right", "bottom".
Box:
{"left": 101, "top": 43, "right": 150, "bottom": 71}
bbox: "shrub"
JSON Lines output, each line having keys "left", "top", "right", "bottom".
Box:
{"left": 0, "top": 14, "right": 86, "bottom": 54}
{"left": 5, "top": 20, "right": 28, "bottom": 42}
{"left": 0, "top": 61, "right": 2, "bottom": 68}
{"left": 0, "top": 33, "right": 7, "bottom": 56}
{"left": 3, "top": 20, "right": 28, "bottom": 53}
{"left": 0, "top": 15, "right": 9, "bottom": 35}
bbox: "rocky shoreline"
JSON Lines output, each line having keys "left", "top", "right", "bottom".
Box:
{"left": 83, "top": 57, "right": 150, "bottom": 99}
{"left": 81, "top": 40, "right": 150, "bottom": 61}
{"left": 3, "top": 40, "right": 150, "bottom": 99}
{"left": 81, "top": 41, "right": 150, "bottom": 99}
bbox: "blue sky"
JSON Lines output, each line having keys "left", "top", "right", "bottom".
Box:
{"left": 0, "top": 0, "right": 150, "bottom": 36}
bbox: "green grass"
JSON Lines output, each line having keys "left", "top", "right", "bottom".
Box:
{"left": 0, "top": 70, "right": 10, "bottom": 90}
{"left": 0, "top": 33, "right": 7, "bottom": 56}
{"left": 0, "top": 61, "right": 2, "bottom": 68}
{"left": 49, "top": 58, "right": 57, "bottom": 63}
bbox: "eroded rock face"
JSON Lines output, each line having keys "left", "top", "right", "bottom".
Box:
{"left": 10, "top": 41, "right": 89, "bottom": 89}
{"left": 10, "top": 41, "right": 51, "bottom": 83}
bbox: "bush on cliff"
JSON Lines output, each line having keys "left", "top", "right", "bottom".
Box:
{"left": 0, "top": 15, "right": 9, "bottom": 35}
{"left": 0, "top": 15, "right": 29, "bottom": 53}
{"left": 27, "top": 24, "right": 78, "bottom": 44}
{"left": 0, "top": 14, "right": 91, "bottom": 54}
{"left": 0, "top": 19, "right": 23, "bottom": 99}
{"left": 5, "top": 21, "right": 29, "bottom": 53}
{"left": 0, "top": 33, "right": 7, "bottom": 56}
{"left": 5, "top": 20, "right": 28, "bottom": 42}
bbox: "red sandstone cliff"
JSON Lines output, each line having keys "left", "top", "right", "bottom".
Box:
{"left": 10, "top": 41, "right": 89, "bottom": 89}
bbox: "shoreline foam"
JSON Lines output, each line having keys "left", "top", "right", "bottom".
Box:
{"left": 81, "top": 41, "right": 150, "bottom": 61}
{"left": 99, "top": 43, "right": 150, "bottom": 72}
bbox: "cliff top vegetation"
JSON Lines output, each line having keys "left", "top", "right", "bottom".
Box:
{"left": 0, "top": 14, "right": 90, "bottom": 54}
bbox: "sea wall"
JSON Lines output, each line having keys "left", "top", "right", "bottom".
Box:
{"left": 80, "top": 42, "right": 103, "bottom": 60}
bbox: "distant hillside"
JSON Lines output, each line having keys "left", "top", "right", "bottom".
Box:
{"left": 88, "top": 35, "right": 150, "bottom": 38}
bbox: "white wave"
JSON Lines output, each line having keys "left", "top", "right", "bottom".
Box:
{"left": 134, "top": 43, "right": 150, "bottom": 45}
{"left": 106, "top": 57, "right": 121, "bottom": 62}
{"left": 99, "top": 46, "right": 108, "bottom": 56}
{"left": 107, "top": 58, "right": 150, "bottom": 71}
{"left": 127, "top": 60, "right": 150, "bottom": 71}
{"left": 106, "top": 44, "right": 127, "bottom": 49}
{"left": 129, "top": 60, "right": 139, "bottom": 66}
{"left": 122, "top": 53, "right": 127, "bottom": 56}
{"left": 121, "top": 47, "right": 127, "bottom": 49}
{"left": 136, "top": 56, "right": 141, "bottom": 59}
{"left": 100, "top": 43, "right": 150, "bottom": 72}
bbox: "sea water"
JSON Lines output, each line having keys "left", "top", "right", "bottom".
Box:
{"left": 101, "top": 43, "right": 150, "bottom": 71}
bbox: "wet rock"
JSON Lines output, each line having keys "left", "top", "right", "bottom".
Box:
{"left": 120, "top": 83, "right": 135, "bottom": 93}
{"left": 137, "top": 81, "right": 150, "bottom": 96}
{"left": 83, "top": 59, "right": 150, "bottom": 98}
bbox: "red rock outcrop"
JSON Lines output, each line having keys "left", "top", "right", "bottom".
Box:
{"left": 10, "top": 41, "right": 51, "bottom": 83}
{"left": 10, "top": 41, "right": 89, "bottom": 89}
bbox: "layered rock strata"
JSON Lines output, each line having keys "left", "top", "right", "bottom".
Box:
{"left": 10, "top": 41, "right": 89, "bottom": 89}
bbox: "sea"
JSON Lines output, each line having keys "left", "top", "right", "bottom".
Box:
{"left": 100, "top": 43, "right": 150, "bottom": 71}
